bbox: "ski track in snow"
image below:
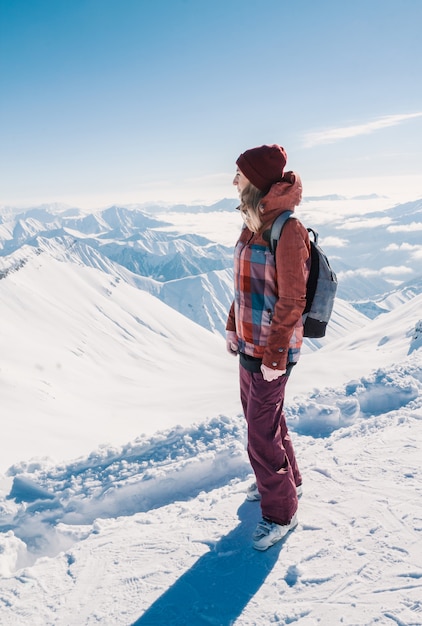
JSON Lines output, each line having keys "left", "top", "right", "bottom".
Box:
{"left": 0, "top": 354, "right": 421, "bottom": 625}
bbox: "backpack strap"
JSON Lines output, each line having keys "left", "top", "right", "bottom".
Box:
{"left": 267, "top": 210, "right": 294, "bottom": 255}
{"left": 307, "top": 227, "right": 319, "bottom": 245}
{"left": 304, "top": 235, "right": 319, "bottom": 314}
{"left": 268, "top": 215, "right": 320, "bottom": 318}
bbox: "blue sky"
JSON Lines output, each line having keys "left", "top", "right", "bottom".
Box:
{"left": 1, "top": 0, "right": 421, "bottom": 209}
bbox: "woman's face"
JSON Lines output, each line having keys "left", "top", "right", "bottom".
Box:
{"left": 233, "top": 168, "right": 249, "bottom": 195}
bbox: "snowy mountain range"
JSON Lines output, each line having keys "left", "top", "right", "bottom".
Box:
{"left": 0, "top": 195, "right": 421, "bottom": 625}
{"left": 0, "top": 202, "right": 236, "bottom": 337}
{"left": 2, "top": 196, "right": 422, "bottom": 339}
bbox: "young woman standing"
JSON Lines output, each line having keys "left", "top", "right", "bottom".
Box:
{"left": 226, "top": 144, "right": 310, "bottom": 550}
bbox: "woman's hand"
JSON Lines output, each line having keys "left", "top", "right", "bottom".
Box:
{"left": 260, "top": 364, "right": 286, "bottom": 381}
{"left": 226, "top": 331, "right": 239, "bottom": 355}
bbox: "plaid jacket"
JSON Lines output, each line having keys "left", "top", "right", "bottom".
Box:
{"left": 226, "top": 173, "right": 310, "bottom": 371}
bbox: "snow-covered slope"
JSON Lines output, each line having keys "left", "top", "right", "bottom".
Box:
{"left": 0, "top": 205, "right": 235, "bottom": 335}
{"left": 0, "top": 353, "right": 420, "bottom": 625}
{"left": 0, "top": 251, "right": 240, "bottom": 471}
{"left": 0, "top": 197, "right": 421, "bottom": 625}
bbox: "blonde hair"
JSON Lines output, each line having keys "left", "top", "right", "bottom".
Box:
{"left": 240, "top": 183, "right": 265, "bottom": 232}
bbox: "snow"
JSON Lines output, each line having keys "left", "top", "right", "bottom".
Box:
{"left": 0, "top": 254, "right": 240, "bottom": 469}
{"left": 0, "top": 197, "right": 422, "bottom": 625}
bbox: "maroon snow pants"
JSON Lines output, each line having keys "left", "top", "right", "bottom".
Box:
{"left": 239, "top": 364, "right": 301, "bottom": 525}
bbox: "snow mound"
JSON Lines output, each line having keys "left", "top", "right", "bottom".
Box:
{"left": 289, "top": 355, "right": 421, "bottom": 437}
{"left": 1, "top": 353, "right": 421, "bottom": 584}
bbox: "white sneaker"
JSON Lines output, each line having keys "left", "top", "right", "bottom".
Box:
{"left": 252, "top": 513, "right": 298, "bottom": 551}
{"left": 246, "top": 481, "right": 261, "bottom": 501}
{"left": 246, "top": 481, "right": 303, "bottom": 501}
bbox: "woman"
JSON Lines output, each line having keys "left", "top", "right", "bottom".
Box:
{"left": 226, "top": 144, "right": 310, "bottom": 551}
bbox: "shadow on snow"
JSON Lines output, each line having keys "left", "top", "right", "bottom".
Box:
{"left": 132, "top": 501, "right": 288, "bottom": 626}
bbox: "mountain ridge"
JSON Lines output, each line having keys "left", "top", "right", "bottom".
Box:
{"left": 1, "top": 198, "right": 422, "bottom": 338}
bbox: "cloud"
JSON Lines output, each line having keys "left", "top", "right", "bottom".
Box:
{"left": 338, "top": 266, "right": 413, "bottom": 279}
{"left": 384, "top": 243, "right": 419, "bottom": 251}
{"left": 320, "top": 236, "right": 349, "bottom": 247}
{"left": 387, "top": 222, "right": 422, "bottom": 233}
{"left": 303, "top": 112, "right": 422, "bottom": 148}
{"left": 340, "top": 216, "right": 392, "bottom": 230}
{"left": 384, "top": 242, "right": 422, "bottom": 260}
{"left": 380, "top": 265, "right": 414, "bottom": 276}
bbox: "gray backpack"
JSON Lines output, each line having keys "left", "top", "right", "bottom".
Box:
{"left": 267, "top": 211, "right": 337, "bottom": 338}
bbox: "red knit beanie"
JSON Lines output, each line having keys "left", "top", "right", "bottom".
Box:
{"left": 236, "top": 144, "right": 287, "bottom": 193}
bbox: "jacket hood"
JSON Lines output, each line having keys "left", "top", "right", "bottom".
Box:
{"left": 259, "top": 171, "right": 302, "bottom": 225}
